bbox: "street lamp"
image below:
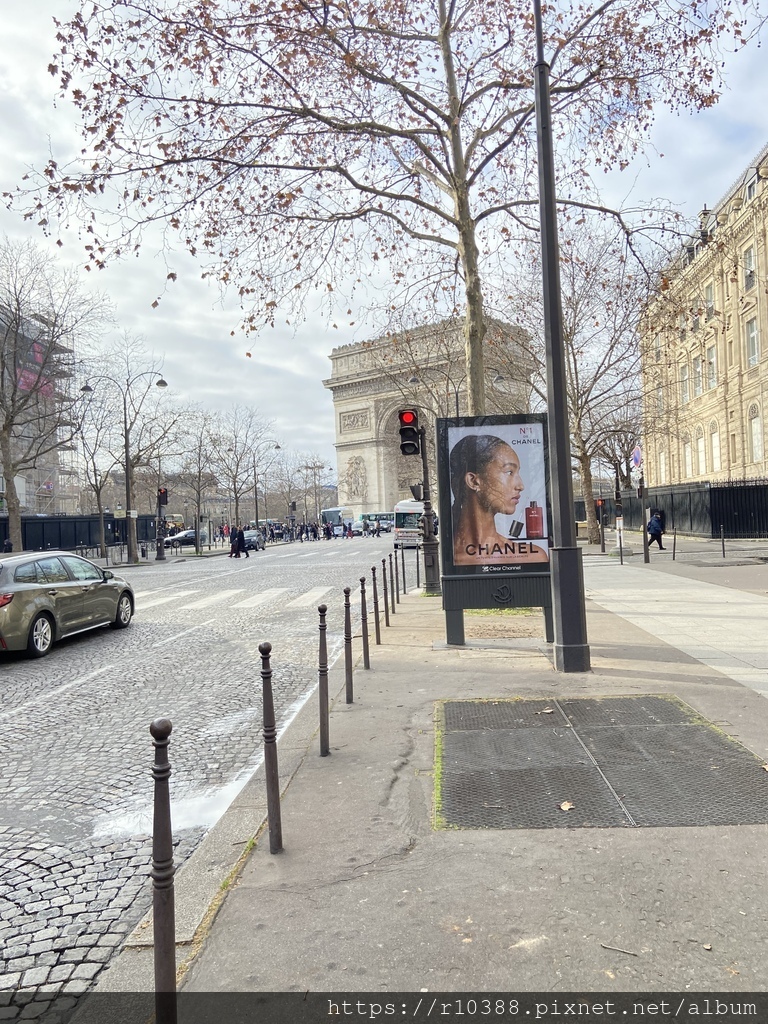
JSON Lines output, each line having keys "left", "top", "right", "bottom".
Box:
{"left": 80, "top": 372, "right": 168, "bottom": 564}
{"left": 253, "top": 443, "right": 281, "bottom": 529}
{"left": 300, "top": 461, "right": 328, "bottom": 523}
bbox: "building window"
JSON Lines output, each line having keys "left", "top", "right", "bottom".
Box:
{"left": 659, "top": 451, "right": 667, "bottom": 484}
{"left": 746, "top": 317, "right": 759, "bottom": 367}
{"left": 706, "top": 345, "right": 717, "bottom": 389}
{"left": 693, "top": 356, "right": 702, "bottom": 396}
{"left": 654, "top": 335, "right": 661, "bottom": 362}
{"left": 691, "top": 301, "right": 700, "bottom": 333}
{"left": 696, "top": 430, "right": 706, "bottom": 475}
{"left": 749, "top": 404, "right": 763, "bottom": 462}
{"left": 705, "top": 283, "right": 715, "bottom": 320}
{"left": 683, "top": 439, "right": 693, "bottom": 478}
{"left": 747, "top": 179, "right": 756, "bottom": 202}
{"left": 678, "top": 312, "right": 687, "bottom": 340}
{"left": 710, "top": 422, "right": 721, "bottom": 472}
{"left": 744, "top": 246, "right": 755, "bottom": 290}
{"left": 680, "top": 364, "right": 689, "bottom": 403}
{"left": 656, "top": 385, "right": 664, "bottom": 415}
{"left": 730, "top": 433, "right": 737, "bottom": 463}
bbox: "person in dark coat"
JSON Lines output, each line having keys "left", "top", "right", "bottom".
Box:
{"left": 2, "top": 538, "right": 12, "bottom": 553}
{"left": 647, "top": 512, "right": 665, "bottom": 550}
{"left": 237, "top": 526, "right": 248, "bottom": 558}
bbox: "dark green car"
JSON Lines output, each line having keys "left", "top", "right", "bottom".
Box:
{"left": 0, "top": 551, "right": 134, "bottom": 658}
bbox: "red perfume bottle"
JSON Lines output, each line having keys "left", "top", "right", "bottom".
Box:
{"left": 525, "top": 501, "right": 544, "bottom": 539}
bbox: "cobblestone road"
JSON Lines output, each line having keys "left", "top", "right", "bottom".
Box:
{"left": 0, "top": 536, "right": 403, "bottom": 1018}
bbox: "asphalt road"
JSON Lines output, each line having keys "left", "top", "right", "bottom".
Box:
{"left": 0, "top": 535, "right": 406, "bottom": 1009}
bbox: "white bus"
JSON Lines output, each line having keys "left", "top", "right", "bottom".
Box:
{"left": 393, "top": 499, "right": 424, "bottom": 548}
{"left": 320, "top": 506, "right": 354, "bottom": 537}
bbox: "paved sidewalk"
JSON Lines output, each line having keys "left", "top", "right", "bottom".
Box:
{"left": 76, "top": 553, "right": 768, "bottom": 1007}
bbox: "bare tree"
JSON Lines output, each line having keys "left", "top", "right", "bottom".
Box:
{"left": 175, "top": 408, "right": 219, "bottom": 553}
{"left": 79, "top": 385, "right": 121, "bottom": 556}
{"left": 211, "top": 405, "right": 273, "bottom": 526}
{"left": 496, "top": 226, "right": 651, "bottom": 542}
{"left": 0, "top": 237, "right": 111, "bottom": 549}
{"left": 15, "top": 0, "right": 760, "bottom": 413}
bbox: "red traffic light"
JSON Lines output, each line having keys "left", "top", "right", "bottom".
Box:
{"left": 399, "top": 409, "right": 417, "bottom": 426}
{"left": 398, "top": 408, "right": 420, "bottom": 456}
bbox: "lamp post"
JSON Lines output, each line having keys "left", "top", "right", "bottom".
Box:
{"left": 300, "top": 461, "right": 328, "bottom": 523}
{"left": 533, "top": 0, "right": 590, "bottom": 671}
{"left": 81, "top": 372, "right": 168, "bottom": 565}
{"left": 253, "top": 443, "right": 281, "bottom": 528}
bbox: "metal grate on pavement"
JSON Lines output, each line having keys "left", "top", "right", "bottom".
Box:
{"left": 435, "top": 695, "right": 768, "bottom": 831}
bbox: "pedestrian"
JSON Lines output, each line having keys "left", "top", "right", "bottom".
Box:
{"left": 363, "top": 518, "right": 370, "bottom": 537}
{"left": 237, "top": 525, "right": 248, "bottom": 558}
{"left": 375, "top": 521, "right": 381, "bottom": 538}
{"left": 2, "top": 538, "right": 12, "bottom": 553}
{"left": 647, "top": 512, "right": 665, "bottom": 550}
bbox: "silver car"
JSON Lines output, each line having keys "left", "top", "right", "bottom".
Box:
{"left": 0, "top": 551, "right": 134, "bottom": 658}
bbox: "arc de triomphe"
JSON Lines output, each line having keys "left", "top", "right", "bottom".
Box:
{"left": 323, "top": 320, "right": 531, "bottom": 519}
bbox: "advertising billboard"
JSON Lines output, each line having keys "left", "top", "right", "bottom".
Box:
{"left": 437, "top": 414, "right": 550, "bottom": 576}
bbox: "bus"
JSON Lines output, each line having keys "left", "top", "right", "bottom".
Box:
{"left": 393, "top": 499, "right": 424, "bottom": 548}
{"left": 320, "top": 506, "right": 354, "bottom": 537}
{"left": 360, "top": 511, "right": 393, "bottom": 532}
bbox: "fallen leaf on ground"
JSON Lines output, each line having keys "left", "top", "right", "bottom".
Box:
{"left": 761, "top": 765, "right": 768, "bottom": 772}
{"left": 726, "top": 968, "right": 740, "bottom": 976}
{"left": 703, "top": 944, "right": 712, "bottom": 951}
{"left": 535, "top": 708, "right": 554, "bottom": 715}
{"left": 558, "top": 801, "right": 575, "bottom": 811}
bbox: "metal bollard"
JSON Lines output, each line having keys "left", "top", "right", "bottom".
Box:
{"left": 259, "top": 642, "right": 283, "bottom": 853}
{"left": 672, "top": 528, "right": 677, "bottom": 561}
{"left": 344, "top": 587, "right": 354, "bottom": 703}
{"left": 371, "top": 566, "right": 382, "bottom": 645}
{"left": 381, "top": 558, "right": 390, "bottom": 627}
{"left": 360, "top": 577, "right": 371, "bottom": 670}
{"left": 393, "top": 548, "right": 400, "bottom": 604}
{"left": 401, "top": 545, "right": 407, "bottom": 594}
{"left": 318, "top": 605, "right": 330, "bottom": 756}
{"left": 721, "top": 524, "right": 726, "bottom": 558}
{"left": 619, "top": 531, "right": 624, "bottom": 566}
{"left": 150, "top": 718, "right": 177, "bottom": 1024}
{"left": 388, "top": 553, "right": 396, "bottom": 614}
{"left": 416, "top": 543, "right": 421, "bottom": 588}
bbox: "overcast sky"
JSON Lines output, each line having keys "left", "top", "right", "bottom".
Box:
{"left": 1, "top": 4, "right": 767, "bottom": 474}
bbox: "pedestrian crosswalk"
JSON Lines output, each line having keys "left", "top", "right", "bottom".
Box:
{"left": 134, "top": 585, "right": 337, "bottom": 614}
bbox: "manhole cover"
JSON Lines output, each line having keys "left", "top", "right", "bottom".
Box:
{"left": 435, "top": 695, "right": 768, "bottom": 830}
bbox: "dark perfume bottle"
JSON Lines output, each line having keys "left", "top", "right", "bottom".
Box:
{"left": 525, "top": 501, "right": 544, "bottom": 539}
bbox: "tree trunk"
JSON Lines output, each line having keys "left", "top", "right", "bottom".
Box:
{"left": 0, "top": 439, "right": 22, "bottom": 551}
{"left": 576, "top": 448, "right": 600, "bottom": 544}
{"left": 97, "top": 496, "right": 107, "bottom": 558}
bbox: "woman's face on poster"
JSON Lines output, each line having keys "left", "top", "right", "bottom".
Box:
{"left": 465, "top": 443, "right": 524, "bottom": 516}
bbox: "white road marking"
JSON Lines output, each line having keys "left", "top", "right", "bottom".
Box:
{"left": 232, "top": 588, "right": 289, "bottom": 609}
{"left": 152, "top": 620, "right": 215, "bottom": 647}
{"left": 0, "top": 665, "right": 114, "bottom": 723}
{"left": 285, "top": 587, "right": 332, "bottom": 608}
{"left": 180, "top": 589, "right": 245, "bottom": 610}
{"left": 138, "top": 590, "right": 200, "bottom": 610}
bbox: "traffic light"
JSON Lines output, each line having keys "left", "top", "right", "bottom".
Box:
{"left": 398, "top": 408, "right": 421, "bottom": 456}
{"left": 157, "top": 487, "right": 168, "bottom": 506}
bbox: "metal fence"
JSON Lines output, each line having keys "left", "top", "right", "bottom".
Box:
{"left": 582, "top": 480, "right": 768, "bottom": 539}
{"left": 0, "top": 514, "right": 157, "bottom": 553}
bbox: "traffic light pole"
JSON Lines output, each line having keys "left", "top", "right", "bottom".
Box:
{"left": 640, "top": 473, "right": 650, "bottom": 564}
{"left": 156, "top": 492, "right": 166, "bottom": 561}
{"left": 419, "top": 427, "right": 441, "bottom": 596}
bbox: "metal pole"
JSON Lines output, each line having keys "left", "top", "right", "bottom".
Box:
{"left": 318, "top": 605, "right": 330, "bottom": 756}
{"left": 419, "top": 427, "right": 441, "bottom": 595}
{"left": 150, "top": 718, "right": 177, "bottom": 1024}
{"left": 259, "top": 642, "right": 283, "bottom": 853}
{"left": 381, "top": 558, "right": 390, "bottom": 627}
{"left": 533, "top": 0, "right": 589, "bottom": 672}
{"left": 672, "top": 528, "right": 677, "bottom": 561}
{"left": 721, "top": 524, "right": 726, "bottom": 558}
{"left": 155, "top": 491, "right": 166, "bottom": 561}
{"left": 416, "top": 543, "right": 421, "bottom": 588}
{"left": 599, "top": 508, "right": 605, "bottom": 553}
{"left": 371, "top": 566, "right": 381, "bottom": 645}
{"left": 619, "top": 530, "right": 624, "bottom": 565}
{"left": 393, "top": 548, "right": 400, "bottom": 603}
{"left": 400, "top": 544, "right": 407, "bottom": 594}
{"left": 344, "top": 587, "right": 354, "bottom": 704}
{"left": 360, "top": 577, "right": 371, "bottom": 670}
{"left": 388, "top": 553, "right": 396, "bottom": 613}
{"left": 641, "top": 473, "right": 650, "bottom": 564}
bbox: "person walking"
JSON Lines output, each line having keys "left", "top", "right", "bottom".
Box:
{"left": 647, "top": 512, "right": 665, "bottom": 550}
{"left": 237, "top": 525, "right": 249, "bottom": 558}
{"left": 2, "top": 538, "right": 12, "bottom": 553}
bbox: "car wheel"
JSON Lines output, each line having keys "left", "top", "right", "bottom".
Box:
{"left": 172, "top": 540, "right": 181, "bottom": 549}
{"left": 27, "top": 613, "right": 54, "bottom": 658}
{"left": 113, "top": 592, "right": 133, "bottom": 629}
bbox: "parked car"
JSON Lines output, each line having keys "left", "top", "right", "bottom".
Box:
{"left": 243, "top": 529, "right": 266, "bottom": 551}
{"left": 164, "top": 529, "right": 208, "bottom": 549}
{"left": 0, "top": 551, "right": 134, "bottom": 658}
